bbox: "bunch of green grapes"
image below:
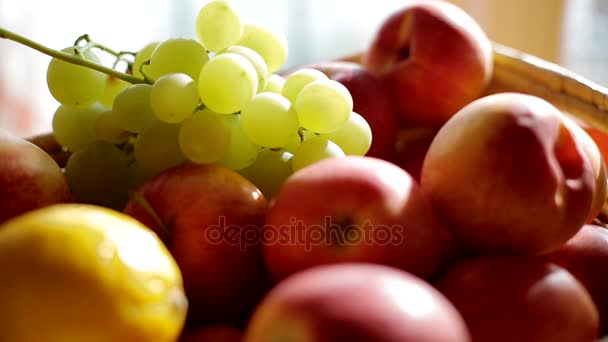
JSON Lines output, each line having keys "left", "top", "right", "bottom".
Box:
{"left": 44, "top": 0, "right": 372, "bottom": 206}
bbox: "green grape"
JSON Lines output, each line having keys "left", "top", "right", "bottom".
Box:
{"left": 46, "top": 47, "right": 105, "bottom": 106}
{"left": 283, "top": 129, "right": 318, "bottom": 155}
{"left": 134, "top": 120, "right": 185, "bottom": 173}
{"left": 291, "top": 136, "right": 345, "bottom": 172}
{"left": 282, "top": 68, "right": 328, "bottom": 103}
{"left": 147, "top": 38, "right": 209, "bottom": 82}
{"left": 133, "top": 41, "right": 159, "bottom": 78}
{"left": 150, "top": 73, "right": 199, "bottom": 123}
{"left": 237, "top": 23, "right": 288, "bottom": 74}
{"left": 294, "top": 79, "right": 353, "bottom": 133}
{"left": 64, "top": 141, "right": 130, "bottom": 210}
{"left": 127, "top": 161, "right": 158, "bottom": 193}
{"left": 52, "top": 102, "right": 106, "bottom": 152}
{"left": 198, "top": 53, "right": 258, "bottom": 114}
{"left": 320, "top": 111, "right": 372, "bottom": 156}
{"left": 110, "top": 84, "right": 156, "bottom": 133}
{"left": 217, "top": 114, "right": 260, "bottom": 170}
{"left": 95, "top": 110, "right": 131, "bottom": 144}
{"left": 219, "top": 45, "right": 268, "bottom": 92}
{"left": 240, "top": 149, "right": 293, "bottom": 199}
{"left": 99, "top": 76, "right": 130, "bottom": 108}
{"left": 195, "top": 0, "right": 243, "bottom": 52}
{"left": 262, "top": 74, "right": 285, "bottom": 94}
{"left": 178, "top": 108, "right": 230, "bottom": 164}
{"left": 240, "top": 92, "right": 298, "bottom": 148}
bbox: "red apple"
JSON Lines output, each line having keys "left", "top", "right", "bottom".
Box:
{"left": 123, "top": 163, "right": 271, "bottom": 327}
{"left": 421, "top": 93, "right": 595, "bottom": 255}
{"left": 364, "top": 0, "right": 493, "bottom": 127}
{"left": 244, "top": 263, "right": 471, "bottom": 342}
{"left": 263, "top": 155, "right": 448, "bottom": 282}
{"left": 545, "top": 224, "right": 608, "bottom": 334}
{"left": 180, "top": 325, "right": 242, "bottom": 342}
{"left": 436, "top": 255, "right": 599, "bottom": 342}
{"left": 0, "top": 129, "right": 72, "bottom": 224}
{"left": 282, "top": 61, "right": 400, "bottom": 160}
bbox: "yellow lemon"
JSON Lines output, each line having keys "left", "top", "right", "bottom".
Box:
{"left": 0, "top": 203, "right": 188, "bottom": 342}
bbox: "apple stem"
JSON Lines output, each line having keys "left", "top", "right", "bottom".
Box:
{"left": 131, "top": 192, "right": 171, "bottom": 242}
{"left": 0, "top": 27, "right": 146, "bottom": 85}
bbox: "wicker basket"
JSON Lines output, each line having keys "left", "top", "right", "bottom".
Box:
{"left": 26, "top": 43, "right": 608, "bottom": 221}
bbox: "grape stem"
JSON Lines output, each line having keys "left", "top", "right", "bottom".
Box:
{"left": 0, "top": 27, "right": 147, "bottom": 85}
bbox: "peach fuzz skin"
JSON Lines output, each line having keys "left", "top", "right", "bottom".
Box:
{"left": 244, "top": 263, "right": 471, "bottom": 342}
{"left": 0, "top": 130, "right": 72, "bottom": 224}
{"left": 123, "top": 163, "right": 271, "bottom": 328}
{"left": 364, "top": 0, "right": 493, "bottom": 127}
{"left": 263, "top": 156, "right": 450, "bottom": 283}
{"left": 436, "top": 256, "right": 599, "bottom": 342}
{"left": 546, "top": 224, "right": 608, "bottom": 335}
{"left": 420, "top": 93, "right": 595, "bottom": 256}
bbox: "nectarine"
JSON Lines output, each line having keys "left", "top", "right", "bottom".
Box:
{"left": 436, "top": 255, "right": 599, "bottom": 342}
{"left": 123, "top": 164, "right": 271, "bottom": 327}
{"left": 244, "top": 263, "right": 471, "bottom": 342}
{"left": 364, "top": 0, "right": 493, "bottom": 127}
{"left": 0, "top": 129, "right": 72, "bottom": 224}
{"left": 421, "top": 93, "right": 595, "bottom": 255}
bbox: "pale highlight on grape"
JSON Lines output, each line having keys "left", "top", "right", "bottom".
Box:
{"left": 135, "top": 121, "right": 185, "bottom": 173}
{"left": 291, "top": 137, "right": 345, "bottom": 172}
{"left": 320, "top": 112, "right": 372, "bottom": 156}
{"left": 198, "top": 53, "right": 258, "bottom": 114}
{"left": 220, "top": 45, "right": 269, "bottom": 92}
{"left": 196, "top": 0, "right": 243, "bottom": 52}
{"left": 110, "top": 84, "right": 157, "bottom": 133}
{"left": 240, "top": 92, "right": 299, "bottom": 148}
{"left": 178, "top": 109, "right": 231, "bottom": 164}
{"left": 282, "top": 68, "right": 328, "bottom": 103}
{"left": 52, "top": 102, "right": 106, "bottom": 152}
{"left": 147, "top": 38, "right": 209, "bottom": 82}
{"left": 294, "top": 79, "right": 353, "bottom": 133}
{"left": 47, "top": 47, "right": 106, "bottom": 107}
{"left": 150, "top": 73, "right": 199, "bottom": 124}
{"left": 237, "top": 23, "right": 288, "bottom": 74}
{"left": 217, "top": 114, "right": 260, "bottom": 170}
{"left": 262, "top": 74, "right": 286, "bottom": 94}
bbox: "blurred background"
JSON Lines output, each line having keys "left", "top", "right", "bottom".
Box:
{"left": 0, "top": 0, "right": 604, "bottom": 137}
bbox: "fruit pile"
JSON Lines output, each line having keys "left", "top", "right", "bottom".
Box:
{"left": 40, "top": 0, "right": 373, "bottom": 209}
{"left": 1, "top": 0, "right": 608, "bottom": 341}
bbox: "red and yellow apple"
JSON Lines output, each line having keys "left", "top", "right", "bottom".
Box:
{"left": 436, "top": 255, "right": 599, "bottom": 342}
{"left": 263, "top": 155, "right": 449, "bottom": 282}
{"left": 546, "top": 224, "right": 608, "bottom": 334}
{"left": 244, "top": 263, "right": 471, "bottom": 342}
{"left": 421, "top": 93, "right": 595, "bottom": 255}
{"left": 0, "top": 129, "right": 72, "bottom": 224}
{"left": 123, "top": 163, "right": 271, "bottom": 327}
{"left": 364, "top": 0, "right": 493, "bottom": 127}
